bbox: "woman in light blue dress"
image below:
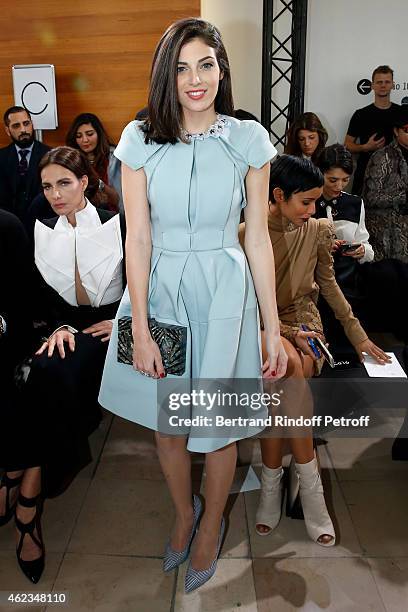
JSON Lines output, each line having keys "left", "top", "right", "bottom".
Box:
{"left": 99, "top": 18, "right": 287, "bottom": 591}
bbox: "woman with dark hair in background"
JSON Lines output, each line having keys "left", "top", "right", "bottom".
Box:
{"left": 285, "top": 112, "right": 328, "bottom": 164}
{"left": 1, "top": 146, "right": 125, "bottom": 583}
{"left": 315, "top": 143, "right": 408, "bottom": 344}
{"left": 315, "top": 144, "right": 408, "bottom": 461}
{"left": 99, "top": 17, "right": 287, "bottom": 592}
{"left": 241, "top": 155, "right": 389, "bottom": 547}
{"left": 26, "top": 148, "right": 112, "bottom": 237}
{"left": 66, "top": 113, "right": 121, "bottom": 211}
{"left": 315, "top": 144, "right": 373, "bottom": 310}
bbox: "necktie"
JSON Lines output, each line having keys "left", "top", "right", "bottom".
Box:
{"left": 18, "top": 149, "right": 29, "bottom": 176}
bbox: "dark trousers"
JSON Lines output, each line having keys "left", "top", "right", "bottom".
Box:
{"left": 17, "top": 332, "right": 108, "bottom": 496}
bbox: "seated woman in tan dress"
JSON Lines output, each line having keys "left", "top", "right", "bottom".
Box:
{"left": 241, "top": 155, "right": 389, "bottom": 547}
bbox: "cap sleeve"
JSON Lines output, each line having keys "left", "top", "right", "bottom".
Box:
{"left": 245, "top": 121, "right": 277, "bottom": 168}
{"left": 114, "top": 121, "right": 148, "bottom": 171}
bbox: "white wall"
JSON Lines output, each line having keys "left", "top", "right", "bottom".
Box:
{"left": 201, "top": 0, "right": 263, "bottom": 119}
{"left": 306, "top": 0, "right": 408, "bottom": 144}
{"left": 201, "top": 0, "right": 407, "bottom": 146}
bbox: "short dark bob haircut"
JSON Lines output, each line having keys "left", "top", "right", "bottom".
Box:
{"left": 316, "top": 144, "right": 354, "bottom": 176}
{"left": 39, "top": 146, "right": 100, "bottom": 200}
{"left": 66, "top": 113, "right": 113, "bottom": 177}
{"left": 143, "top": 17, "right": 234, "bottom": 144}
{"left": 269, "top": 155, "right": 324, "bottom": 202}
{"left": 284, "top": 112, "right": 328, "bottom": 163}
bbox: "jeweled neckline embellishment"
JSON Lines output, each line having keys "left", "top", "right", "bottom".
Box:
{"left": 182, "top": 114, "right": 230, "bottom": 141}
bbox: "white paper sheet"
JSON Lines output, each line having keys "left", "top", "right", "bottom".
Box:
{"left": 362, "top": 352, "right": 407, "bottom": 378}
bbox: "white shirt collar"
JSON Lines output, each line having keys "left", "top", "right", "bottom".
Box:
{"left": 55, "top": 199, "right": 101, "bottom": 232}
{"left": 15, "top": 142, "right": 34, "bottom": 155}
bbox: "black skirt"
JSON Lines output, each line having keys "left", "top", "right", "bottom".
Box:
{"left": 2, "top": 301, "right": 119, "bottom": 497}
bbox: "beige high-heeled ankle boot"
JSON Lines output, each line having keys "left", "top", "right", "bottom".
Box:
{"left": 295, "top": 456, "right": 335, "bottom": 547}
{"left": 255, "top": 465, "right": 284, "bottom": 536}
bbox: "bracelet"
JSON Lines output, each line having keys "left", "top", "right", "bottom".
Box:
{"left": 47, "top": 325, "right": 78, "bottom": 342}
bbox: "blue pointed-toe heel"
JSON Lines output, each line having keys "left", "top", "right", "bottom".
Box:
{"left": 184, "top": 516, "right": 226, "bottom": 593}
{"left": 163, "top": 494, "right": 202, "bottom": 573}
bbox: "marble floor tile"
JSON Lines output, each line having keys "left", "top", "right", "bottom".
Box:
{"left": 0, "top": 550, "right": 62, "bottom": 612}
{"left": 0, "top": 477, "right": 90, "bottom": 554}
{"left": 80, "top": 411, "right": 114, "bottom": 479}
{"left": 325, "top": 437, "right": 408, "bottom": 481}
{"left": 67, "top": 478, "right": 175, "bottom": 556}
{"left": 246, "top": 481, "right": 362, "bottom": 558}
{"left": 253, "top": 557, "right": 386, "bottom": 611}
{"left": 367, "top": 558, "right": 408, "bottom": 612}
{"left": 50, "top": 553, "right": 173, "bottom": 612}
{"left": 174, "top": 559, "right": 257, "bottom": 611}
{"left": 221, "top": 494, "right": 249, "bottom": 559}
{"left": 341, "top": 480, "right": 408, "bottom": 557}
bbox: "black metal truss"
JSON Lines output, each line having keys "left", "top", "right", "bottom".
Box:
{"left": 262, "top": 0, "right": 308, "bottom": 149}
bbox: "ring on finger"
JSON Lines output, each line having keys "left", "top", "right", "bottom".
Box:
{"left": 138, "top": 369, "right": 153, "bottom": 378}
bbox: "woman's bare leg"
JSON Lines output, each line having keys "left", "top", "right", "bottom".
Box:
{"left": 257, "top": 336, "right": 315, "bottom": 533}
{"left": 155, "top": 433, "right": 193, "bottom": 551}
{"left": 191, "top": 442, "right": 237, "bottom": 570}
{"left": 15, "top": 467, "right": 42, "bottom": 561}
{"left": 0, "top": 470, "right": 23, "bottom": 516}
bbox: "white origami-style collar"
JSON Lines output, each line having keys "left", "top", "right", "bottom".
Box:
{"left": 34, "top": 202, "right": 123, "bottom": 307}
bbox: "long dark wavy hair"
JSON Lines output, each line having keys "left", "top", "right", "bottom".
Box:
{"left": 65, "top": 113, "right": 113, "bottom": 178}
{"left": 39, "top": 146, "right": 101, "bottom": 202}
{"left": 143, "top": 18, "right": 234, "bottom": 144}
{"left": 284, "top": 112, "right": 328, "bottom": 163}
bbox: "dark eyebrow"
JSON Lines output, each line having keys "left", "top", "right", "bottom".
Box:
{"left": 42, "top": 177, "right": 72, "bottom": 186}
{"left": 177, "top": 56, "right": 214, "bottom": 65}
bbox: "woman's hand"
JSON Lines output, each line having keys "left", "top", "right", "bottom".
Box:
{"left": 342, "top": 244, "right": 365, "bottom": 259}
{"left": 262, "top": 333, "right": 288, "bottom": 380}
{"left": 82, "top": 320, "right": 113, "bottom": 342}
{"left": 133, "top": 331, "right": 165, "bottom": 379}
{"left": 354, "top": 339, "right": 391, "bottom": 364}
{"left": 332, "top": 239, "right": 346, "bottom": 253}
{"left": 294, "top": 329, "right": 323, "bottom": 360}
{"left": 36, "top": 329, "right": 75, "bottom": 359}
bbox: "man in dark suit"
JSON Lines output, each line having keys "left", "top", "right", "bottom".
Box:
{"left": 0, "top": 106, "right": 50, "bottom": 226}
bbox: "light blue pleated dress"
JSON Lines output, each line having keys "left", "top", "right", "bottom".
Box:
{"left": 98, "top": 115, "right": 277, "bottom": 452}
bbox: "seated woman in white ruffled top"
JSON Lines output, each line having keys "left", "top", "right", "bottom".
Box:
{"left": 16, "top": 146, "right": 125, "bottom": 582}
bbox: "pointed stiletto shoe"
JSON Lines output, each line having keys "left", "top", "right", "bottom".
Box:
{"left": 184, "top": 517, "right": 225, "bottom": 593}
{"left": 163, "top": 494, "right": 203, "bottom": 573}
{"left": 296, "top": 456, "right": 335, "bottom": 547}
{"left": 15, "top": 493, "right": 45, "bottom": 584}
{"left": 255, "top": 465, "right": 284, "bottom": 536}
{"left": 0, "top": 472, "right": 23, "bottom": 527}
